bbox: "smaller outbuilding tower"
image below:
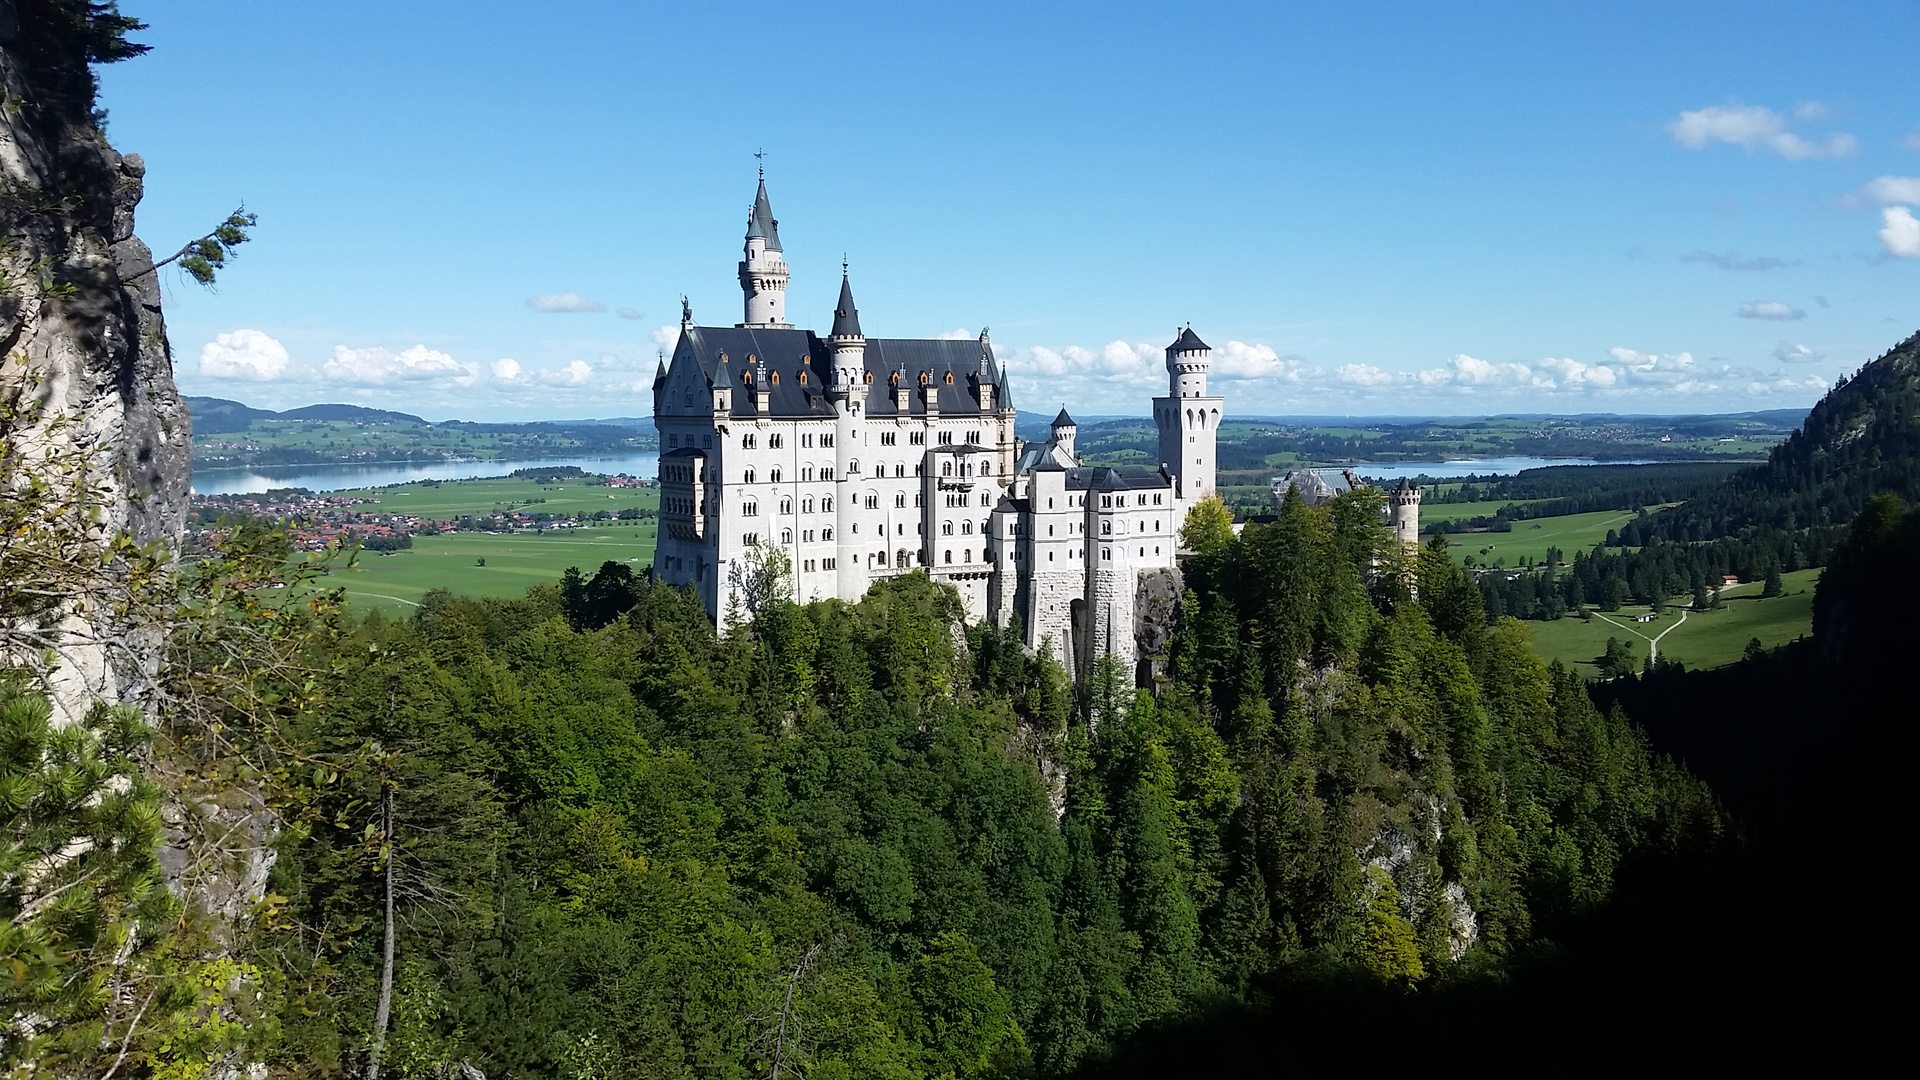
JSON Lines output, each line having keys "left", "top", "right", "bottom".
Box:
{"left": 1389, "top": 478, "right": 1422, "bottom": 547}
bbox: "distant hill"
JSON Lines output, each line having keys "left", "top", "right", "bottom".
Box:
{"left": 1647, "top": 330, "right": 1920, "bottom": 542}
{"left": 185, "top": 396, "right": 427, "bottom": 432}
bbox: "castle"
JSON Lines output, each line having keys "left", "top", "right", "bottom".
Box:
{"left": 651, "top": 176, "right": 1222, "bottom": 679}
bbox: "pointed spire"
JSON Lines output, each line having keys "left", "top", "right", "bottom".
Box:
{"left": 746, "top": 178, "right": 782, "bottom": 252}
{"left": 831, "top": 269, "right": 863, "bottom": 339}
{"left": 1053, "top": 407, "right": 1076, "bottom": 428}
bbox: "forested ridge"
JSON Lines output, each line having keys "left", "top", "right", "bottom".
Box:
{"left": 1471, "top": 332, "right": 1920, "bottom": 621}
{"left": 241, "top": 487, "right": 1728, "bottom": 1078}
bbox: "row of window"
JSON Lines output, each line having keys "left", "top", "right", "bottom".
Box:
{"left": 676, "top": 428, "right": 991, "bottom": 452}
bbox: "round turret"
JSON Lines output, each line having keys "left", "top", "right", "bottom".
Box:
{"left": 1388, "top": 478, "right": 1422, "bottom": 546}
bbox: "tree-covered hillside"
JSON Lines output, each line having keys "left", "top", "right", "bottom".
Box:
{"left": 257, "top": 490, "right": 1725, "bottom": 1078}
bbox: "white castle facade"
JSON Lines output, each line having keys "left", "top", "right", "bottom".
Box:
{"left": 652, "top": 177, "right": 1223, "bottom": 679}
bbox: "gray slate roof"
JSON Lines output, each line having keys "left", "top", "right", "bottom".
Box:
{"left": 1065, "top": 464, "right": 1171, "bottom": 492}
{"left": 831, "top": 274, "right": 862, "bottom": 339}
{"left": 747, "top": 180, "right": 782, "bottom": 251}
{"left": 667, "top": 325, "right": 1007, "bottom": 419}
{"left": 1169, "top": 327, "right": 1210, "bottom": 353}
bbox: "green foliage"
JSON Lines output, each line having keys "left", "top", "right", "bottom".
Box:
{"left": 1359, "top": 869, "right": 1425, "bottom": 988}
{"left": 1178, "top": 494, "right": 1235, "bottom": 557}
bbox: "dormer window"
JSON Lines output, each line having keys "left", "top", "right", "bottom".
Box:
{"left": 742, "top": 370, "right": 753, "bottom": 387}
{"left": 798, "top": 370, "right": 808, "bottom": 385}
{"left": 865, "top": 371, "right": 875, "bottom": 384}
{"left": 771, "top": 371, "right": 780, "bottom": 385}
{"left": 944, "top": 371, "right": 954, "bottom": 385}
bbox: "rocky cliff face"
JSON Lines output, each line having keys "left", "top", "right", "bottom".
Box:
{"left": 0, "top": 0, "right": 192, "bottom": 709}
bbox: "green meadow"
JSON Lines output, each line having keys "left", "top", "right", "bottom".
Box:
{"left": 1442, "top": 508, "right": 1647, "bottom": 566}
{"left": 1523, "top": 568, "right": 1821, "bottom": 674}
{"left": 334, "top": 475, "right": 658, "bottom": 519}
{"left": 339, "top": 524, "right": 659, "bottom": 613}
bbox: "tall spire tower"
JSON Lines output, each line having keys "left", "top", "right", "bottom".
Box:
{"left": 738, "top": 168, "right": 791, "bottom": 327}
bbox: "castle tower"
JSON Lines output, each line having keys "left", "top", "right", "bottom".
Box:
{"left": 1051, "top": 408, "right": 1077, "bottom": 460}
{"left": 830, "top": 270, "right": 865, "bottom": 599}
{"left": 738, "top": 176, "right": 791, "bottom": 328}
{"left": 1389, "top": 478, "right": 1422, "bottom": 547}
{"left": 1154, "top": 326, "right": 1222, "bottom": 501}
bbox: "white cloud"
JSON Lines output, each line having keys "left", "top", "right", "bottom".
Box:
{"left": 1903, "top": 129, "right": 1920, "bottom": 151}
{"left": 1535, "top": 357, "right": 1620, "bottom": 388}
{"left": 490, "top": 358, "right": 525, "bottom": 383}
{"left": 936, "top": 328, "right": 976, "bottom": 340}
{"left": 1861, "top": 176, "right": 1920, "bottom": 205}
{"left": 1879, "top": 206, "right": 1920, "bottom": 257}
{"left": 616, "top": 306, "right": 644, "bottom": 320}
{"left": 199, "top": 329, "right": 290, "bottom": 380}
{"left": 325, "top": 344, "right": 475, "bottom": 386}
{"left": 1666, "top": 101, "right": 1857, "bottom": 160}
{"left": 1680, "top": 250, "right": 1787, "bottom": 271}
{"left": 1416, "top": 353, "right": 1551, "bottom": 389}
{"left": 526, "top": 291, "right": 605, "bottom": 313}
{"left": 1737, "top": 301, "right": 1805, "bottom": 320}
{"left": 650, "top": 325, "right": 680, "bottom": 349}
{"left": 1338, "top": 363, "right": 1398, "bottom": 387}
{"left": 542, "top": 360, "right": 594, "bottom": 386}
{"left": 1772, "top": 342, "right": 1822, "bottom": 364}
{"left": 1213, "top": 340, "right": 1315, "bottom": 381}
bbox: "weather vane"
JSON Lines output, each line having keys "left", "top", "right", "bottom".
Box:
{"left": 754, "top": 147, "right": 766, "bottom": 177}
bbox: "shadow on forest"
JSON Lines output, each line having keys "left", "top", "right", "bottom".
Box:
{"left": 1073, "top": 501, "right": 1919, "bottom": 1078}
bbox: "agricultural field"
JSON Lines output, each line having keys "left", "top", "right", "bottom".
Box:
{"left": 338, "top": 524, "right": 658, "bottom": 613}
{"left": 334, "top": 475, "right": 658, "bottom": 519}
{"left": 1421, "top": 499, "right": 1551, "bottom": 527}
{"left": 1446, "top": 508, "right": 1647, "bottom": 566}
{"left": 1524, "top": 569, "right": 1821, "bottom": 674}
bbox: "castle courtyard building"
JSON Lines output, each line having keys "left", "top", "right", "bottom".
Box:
{"left": 653, "top": 177, "right": 1222, "bottom": 679}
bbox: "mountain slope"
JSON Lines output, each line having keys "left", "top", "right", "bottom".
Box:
{"left": 1648, "top": 330, "right": 1920, "bottom": 541}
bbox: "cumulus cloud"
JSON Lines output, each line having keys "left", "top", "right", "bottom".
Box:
{"left": 325, "top": 344, "right": 476, "bottom": 386}
{"left": 1414, "top": 354, "right": 1551, "bottom": 390}
{"left": 1212, "top": 340, "right": 1314, "bottom": 381}
{"left": 490, "top": 358, "right": 525, "bottom": 383}
{"left": 199, "top": 329, "right": 290, "bottom": 380}
{"left": 1861, "top": 176, "right": 1920, "bottom": 205}
{"left": 526, "top": 291, "right": 605, "bottom": 313}
{"left": 1535, "top": 357, "right": 1620, "bottom": 389}
{"left": 1879, "top": 207, "right": 1920, "bottom": 257}
{"left": 616, "top": 306, "right": 644, "bottom": 320}
{"left": 1666, "top": 101, "right": 1857, "bottom": 160}
{"left": 1337, "top": 363, "right": 1398, "bottom": 388}
{"left": 542, "top": 360, "right": 594, "bottom": 386}
{"left": 1738, "top": 301, "right": 1805, "bottom": 320}
{"left": 1681, "top": 249, "right": 1787, "bottom": 271}
{"left": 1772, "top": 342, "right": 1822, "bottom": 364}
{"left": 650, "top": 325, "right": 680, "bottom": 349}
{"left": 936, "top": 328, "right": 976, "bottom": 340}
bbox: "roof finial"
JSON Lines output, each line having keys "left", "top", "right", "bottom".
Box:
{"left": 754, "top": 147, "right": 765, "bottom": 178}
{"left": 842, "top": 253, "right": 849, "bottom": 275}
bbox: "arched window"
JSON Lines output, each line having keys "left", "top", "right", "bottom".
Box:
{"left": 941, "top": 461, "right": 952, "bottom": 477}
{"left": 781, "top": 529, "right": 793, "bottom": 544}
{"left": 964, "top": 549, "right": 971, "bottom": 562}
{"left": 822, "top": 497, "right": 833, "bottom": 512}
{"left": 743, "top": 433, "right": 756, "bottom": 449}
{"left": 895, "top": 492, "right": 906, "bottom": 508}
{"left": 890, "top": 371, "right": 901, "bottom": 386}
{"left": 770, "top": 371, "right": 780, "bottom": 385}
{"left": 822, "top": 527, "right": 834, "bottom": 540}
{"left": 770, "top": 434, "right": 783, "bottom": 449}
{"left": 849, "top": 459, "right": 859, "bottom": 474}
{"left": 895, "top": 464, "right": 905, "bottom": 478}
{"left": 821, "top": 467, "right": 833, "bottom": 480}
{"left": 771, "top": 467, "right": 783, "bottom": 483}
{"left": 944, "top": 550, "right": 953, "bottom": 564}
{"left": 801, "top": 466, "right": 813, "bottom": 481}
{"left": 978, "top": 493, "right": 990, "bottom": 506}
{"left": 962, "top": 521, "right": 973, "bottom": 535}
{"left": 943, "top": 521, "right": 954, "bottom": 535}
{"left": 897, "top": 549, "right": 909, "bottom": 568}
{"left": 802, "top": 497, "right": 814, "bottom": 514}
{"left": 743, "top": 468, "right": 756, "bottom": 484}
{"left": 742, "top": 370, "right": 753, "bottom": 387}
{"left": 743, "top": 502, "right": 757, "bottom": 516}
{"left": 780, "top": 497, "right": 792, "bottom": 514}
{"left": 1102, "top": 521, "right": 1111, "bottom": 535}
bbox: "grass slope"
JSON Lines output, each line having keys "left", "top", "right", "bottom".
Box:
{"left": 1525, "top": 568, "right": 1820, "bottom": 674}
{"left": 336, "top": 477, "right": 658, "bottom": 519}
{"left": 1445, "top": 508, "right": 1646, "bottom": 565}
{"left": 339, "top": 524, "right": 659, "bottom": 613}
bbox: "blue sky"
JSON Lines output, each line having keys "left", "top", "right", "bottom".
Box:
{"left": 101, "top": 1, "right": 1920, "bottom": 420}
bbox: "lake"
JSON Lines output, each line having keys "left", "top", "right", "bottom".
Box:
{"left": 190, "top": 452, "right": 663, "bottom": 495}
{"left": 191, "top": 452, "right": 1658, "bottom": 495}
{"left": 1342, "top": 456, "right": 1658, "bottom": 481}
